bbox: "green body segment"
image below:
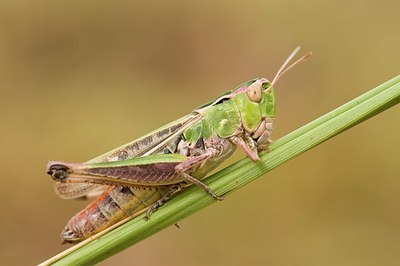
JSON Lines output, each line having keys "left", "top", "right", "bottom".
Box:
{"left": 86, "top": 154, "right": 188, "bottom": 169}
{"left": 202, "top": 99, "right": 242, "bottom": 138}
{"left": 233, "top": 92, "right": 262, "bottom": 132}
{"left": 263, "top": 89, "right": 276, "bottom": 117}
{"left": 184, "top": 80, "right": 275, "bottom": 144}
{"left": 234, "top": 89, "right": 276, "bottom": 132}
{"left": 184, "top": 100, "right": 242, "bottom": 143}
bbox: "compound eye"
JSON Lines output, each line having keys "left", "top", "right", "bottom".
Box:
{"left": 246, "top": 80, "right": 263, "bottom": 102}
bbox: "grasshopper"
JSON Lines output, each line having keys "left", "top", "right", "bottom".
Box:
{"left": 47, "top": 47, "right": 311, "bottom": 244}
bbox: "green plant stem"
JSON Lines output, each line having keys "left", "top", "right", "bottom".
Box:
{"left": 42, "top": 76, "right": 400, "bottom": 266}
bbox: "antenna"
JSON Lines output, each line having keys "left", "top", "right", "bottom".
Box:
{"left": 271, "top": 46, "right": 312, "bottom": 87}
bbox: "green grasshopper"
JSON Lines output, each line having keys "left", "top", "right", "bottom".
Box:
{"left": 47, "top": 47, "right": 310, "bottom": 244}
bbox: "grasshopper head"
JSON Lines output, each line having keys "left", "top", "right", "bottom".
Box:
{"left": 233, "top": 78, "right": 275, "bottom": 134}
{"left": 247, "top": 78, "right": 275, "bottom": 118}
{"left": 237, "top": 46, "right": 312, "bottom": 130}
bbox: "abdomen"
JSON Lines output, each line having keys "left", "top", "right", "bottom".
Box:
{"left": 61, "top": 186, "right": 168, "bottom": 243}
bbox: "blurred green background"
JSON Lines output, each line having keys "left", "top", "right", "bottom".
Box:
{"left": 1, "top": 1, "right": 399, "bottom": 265}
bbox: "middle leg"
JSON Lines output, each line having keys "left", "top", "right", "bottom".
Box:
{"left": 175, "top": 149, "right": 224, "bottom": 201}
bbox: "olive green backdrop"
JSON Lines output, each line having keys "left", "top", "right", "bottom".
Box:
{"left": 1, "top": 1, "right": 399, "bottom": 265}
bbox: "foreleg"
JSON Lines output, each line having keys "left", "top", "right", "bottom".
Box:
{"left": 230, "top": 135, "right": 260, "bottom": 162}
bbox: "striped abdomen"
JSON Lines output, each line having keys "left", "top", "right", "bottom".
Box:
{"left": 62, "top": 186, "right": 168, "bottom": 243}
